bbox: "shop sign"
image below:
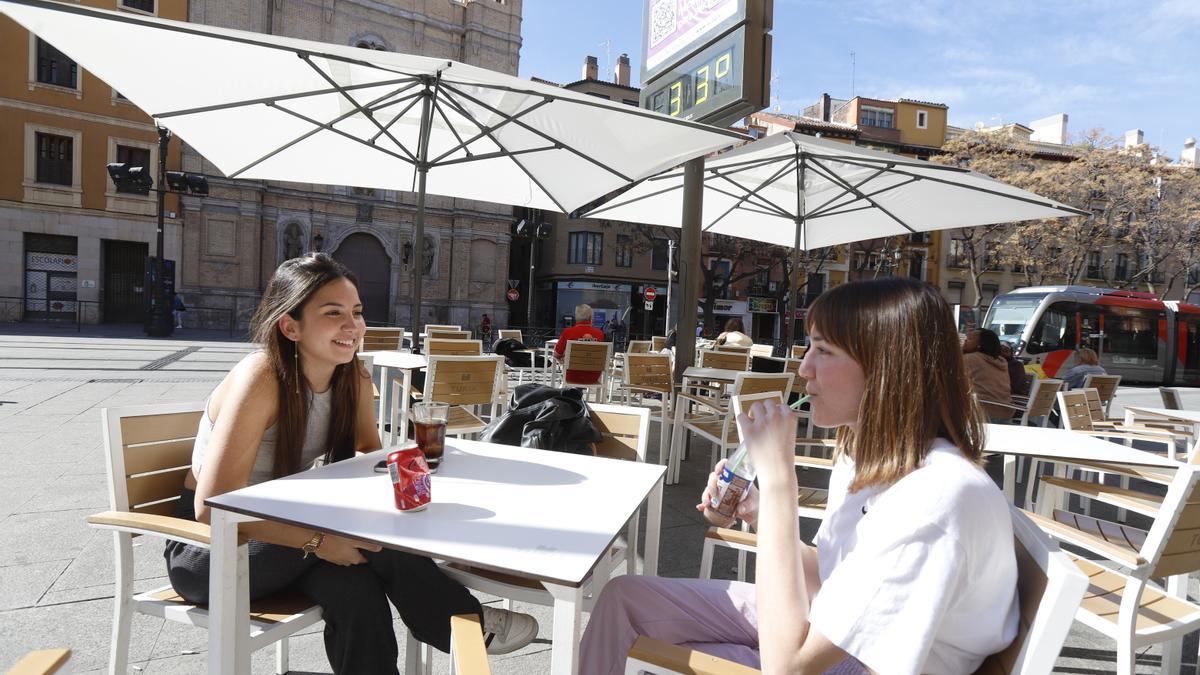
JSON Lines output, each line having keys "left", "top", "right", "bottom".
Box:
{"left": 560, "top": 281, "right": 632, "bottom": 292}
{"left": 748, "top": 296, "right": 776, "bottom": 313}
{"left": 26, "top": 252, "right": 78, "bottom": 272}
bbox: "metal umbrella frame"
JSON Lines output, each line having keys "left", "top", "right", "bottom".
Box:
{"left": 1, "top": 0, "right": 747, "bottom": 324}
{"left": 580, "top": 131, "right": 1089, "bottom": 345}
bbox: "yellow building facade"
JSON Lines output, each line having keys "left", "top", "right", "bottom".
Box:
{"left": 0, "top": 0, "right": 186, "bottom": 323}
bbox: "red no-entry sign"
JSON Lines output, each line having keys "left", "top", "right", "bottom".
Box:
{"left": 643, "top": 286, "right": 657, "bottom": 302}
{"left": 507, "top": 288, "right": 520, "bottom": 301}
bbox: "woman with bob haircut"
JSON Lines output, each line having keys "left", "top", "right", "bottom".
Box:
{"left": 163, "top": 253, "right": 537, "bottom": 674}
{"left": 579, "top": 277, "right": 1018, "bottom": 675}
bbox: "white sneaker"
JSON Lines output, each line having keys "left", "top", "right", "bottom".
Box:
{"left": 480, "top": 605, "right": 538, "bottom": 655}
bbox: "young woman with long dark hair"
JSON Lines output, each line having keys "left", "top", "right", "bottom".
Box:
{"left": 579, "top": 278, "right": 1017, "bottom": 674}
{"left": 163, "top": 253, "right": 536, "bottom": 674}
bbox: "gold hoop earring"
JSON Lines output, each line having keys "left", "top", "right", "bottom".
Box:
{"left": 294, "top": 341, "right": 300, "bottom": 394}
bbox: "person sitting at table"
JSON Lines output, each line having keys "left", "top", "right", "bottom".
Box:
{"left": 1000, "top": 341, "right": 1029, "bottom": 398}
{"left": 578, "top": 277, "right": 1018, "bottom": 675}
{"left": 554, "top": 303, "right": 606, "bottom": 384}
{"left": 1061, "top": 347, "right": 1106, "bottom": 390}
{"left": 715, "top": 317, "right": 753, "bottom": 347}
{"left": 963, "top": 328, "right": 1013, "bottom": 423}
{"left": 163, "top": 253, "right": 537, "bottom": 674}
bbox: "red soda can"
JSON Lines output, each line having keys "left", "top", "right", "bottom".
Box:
{"left": 387, "top": 446, "right": 431, "bottom": 512}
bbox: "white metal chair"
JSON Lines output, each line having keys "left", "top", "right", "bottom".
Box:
{"left": 360, "top": 326, "right": 405, "bottom": 352}
{"left": 425, "top": 338, "right": 484, "bottom": 356}
{"left": 1160, "top": 386, "right": 1185, "bottom": 410}
{"left": 614, "top": 353, "right": 676, "bottom": 468}
{"left": 87, "top": 403, "right": 322, "bottom": 675}
{"left": 393, "top": 355, "right": 504, "bottom": 441}
{"left": 497, "top": 329, "right": 522, "bottom": 343}
{"left": 1081, "top": 373, "right": 1121, "bottom": 417}
{"left": 1024, "top": 463, "right": 1200, "bottom": 675}
{"left": 668, "top": 372, "right": 794, "bottom": 484}
{"left": 629, "top": 506, "right": 1087, "bottom": 675}
{"left": 562, "top": 340, "right": 614, "bottom": 402}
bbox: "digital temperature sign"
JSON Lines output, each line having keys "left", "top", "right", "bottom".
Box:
{"left": 639, "top": 1, "right": 771, "bottom": 128}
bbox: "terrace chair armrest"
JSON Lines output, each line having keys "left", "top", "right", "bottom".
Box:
{"left": 628, "top": 636, "right": 760, "bottom": 675}
{"left": 795, "top": 455, "right": 834, "bottom": 470}
{"left": 675, "top": 391, "right": 728, "bottom": 414}
{"left": 1038, "top": 476, "right": 1163, "bottom": 518}
{"left": 705, "top": 525, "right": 758, "bottom": 551}
{"left": 977, "top": 398, "right": 1025, "bottom": 412}
{"left": 6, "top": 648, "right": 71, "bottom": 675}
{"left": 450, "top": 614, "right": 491, "bottom": 674}
{"left": 1020, "top": 508, "right": 1146, "bottom": 569}
{"left": 1064, "top": 459, "right": 1177, "bottom": 485}
{"left": 87, "top": 510, "right": 247, "bottom": 548}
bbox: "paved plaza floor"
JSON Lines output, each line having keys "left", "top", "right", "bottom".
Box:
{"left": 0, "top": 322, "right": 1196, "bottom": 673}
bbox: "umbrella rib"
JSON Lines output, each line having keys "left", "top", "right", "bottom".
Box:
{"left": 806, "top": 157, "right": 918, "bottom": 234}
{"left": 437, "top": 76, "right": 748, "bottom": 141}
{"left": 804, "top": 166, "right": 891, "bottom": 218}
{"left": 226, "top": 100, "right": 411, "bottom": 178}
{"left": 583, "top": 176, "right": 691, "bottom": 218}
{"left": 808, "top": 175, "right": 921, "bottom": 219}
{"left": 433, "top": 145, "right": 560, "bottom": 167}
{"left": 153, "top": 76, "right": 420, "bottom": 119}
{"left": 427, "top": 92, "right": 556, "bottom": 166}
{"left": 801, "top": 150, "right": 966, "bottom": 172}
{"left": 367, "top": 94, "right": 425, "bottom": 161}
{"left": 819, "top": 156, "right": 1088, "bottom": 216}
{"left": 427, "top": 95, "right": 472, "bottom": 159}
{"left": 437, "top": 83, "right": 636, "bottom": 183}
{"left": 701, "top": 156, "right": 803, "bottom": 231}
{"left": 300, "top": 54, "right": 413, "bottom": 161}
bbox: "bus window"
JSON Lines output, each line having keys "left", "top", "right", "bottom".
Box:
{"left": 1026, "top": 302, "right": 1074, "bottom": 354}
{"left": 1103, "top": 306, "right": 1163, "bottom": 360}
{"left": 1078, "top": 304, "right": 1102, "bottom": 352}
{"left": 983, "top": 293, "right": 1047, "bottom": 344}
{"left": 1181, "top": 315, "right": 1200, "bottom": 384}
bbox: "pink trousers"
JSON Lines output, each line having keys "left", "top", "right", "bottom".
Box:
{"left": 579, "top": 575, "right": 869, "bottom": 675}
{"left": 579, "top": 575, "right": 760, "bottom": 675}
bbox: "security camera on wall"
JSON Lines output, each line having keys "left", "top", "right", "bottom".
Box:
{"left": 513, "top": 219, "right": 529, "bottom": 237}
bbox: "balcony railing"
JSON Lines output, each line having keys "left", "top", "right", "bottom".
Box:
{"left": 946, "top": 253, "right": 969, "bottom": 269}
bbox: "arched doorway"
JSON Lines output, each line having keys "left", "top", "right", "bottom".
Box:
{"left": 331, "top": 233, "right": 391, "bottom": 325}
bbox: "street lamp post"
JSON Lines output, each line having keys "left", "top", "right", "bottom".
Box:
{"left": 148, "top": 126, "right": 172, "bottom": 337}
{"left": 106, "top": 126, "right": 208, "bottom": 337}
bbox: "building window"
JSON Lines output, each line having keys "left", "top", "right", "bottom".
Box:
{"left": 1087, "top": 250, "right": 1103, "bottom": 279}
{"left": 981, "top": 283, "right": 999, "bottom": 307}
{"left": 859, "top": 107, "right": 894, "bottom": 128}
{"left": 916, "top": 110, "right": 928, "bottom": 129}
{"left": 568, "top": 232, "right": 603, "bottom": 265}
{"left": 1115, "top": 253, "right": 1129, "bottom": 281}
{"left": 615, "top": 235, "right": 633, "bottom": 267}
{"left": 121, "top": 0, "right": 154, "bottom": 12}
{"left": 352, "top": 186, "right": 377, "bottom": 198}
{"left": 947, "top": 281, "right": 965, "bottom": 305}
{"left": 651, "top": 239, "right": 670, "bottom": 271}
{"left": 355, "top": 40, "right": 386, "bottom": 51}
{"left": 36, "top": 133, "right": 73, "bottom": 186}
{"left": 36, "top": 39, "right": 77, "bottom": 89}
{"left": 909, "top": 251, "right": 925, "bottom": 280}
{"left": 114, "top": 145, "right": 150, "bottom": 193}
{"left": 947, "top": 238, "right": 968, "bottom": 268}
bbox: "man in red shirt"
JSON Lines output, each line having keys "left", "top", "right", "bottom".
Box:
{"left": 555, "top": 304, "right": 606, "bottom": 384}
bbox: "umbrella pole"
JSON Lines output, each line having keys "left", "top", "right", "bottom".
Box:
{"left": 410, "top": 77, "right": 436, "bottom": 333}
{"left": 675, "top": 157, "right": 704, "bottom": 383}
{"left": 785, "top": 154, "right": 807, "bottom": 354}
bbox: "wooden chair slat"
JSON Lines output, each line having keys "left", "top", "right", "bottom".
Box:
{"left": 426, "top": 339, "right": 483, "bottom": 356}
{"left": 132, "top": 499, "right": 180, "bottom": 517}
{"left": 124, "top": 438, "right": 194, "bottom": 476}
{"left": 497, "top": 329, "right": 522, "bottom": 342}
{"left": 651, "top": 336, "right": 667, "bottom": 351}
{"left": 737, "top": 376, "right": 793, "bottom": 396}
{"left": 361, "top": 327, "right": 405, "bottom": 351}
{"left": 698, "top": 350, "right": 749, "bottom": 371}
{"left": 120, "top": 411, "right": 204, "bottom": 446}
{"left": 428, "top": 330, "right": 471, "bottom": 341}
{"left": 127, "top": 467, "right": 190, "bottom": 507}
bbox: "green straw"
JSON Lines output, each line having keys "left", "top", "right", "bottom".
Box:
{"left": 789, "top": 394, "right": 811, "bottom": 411}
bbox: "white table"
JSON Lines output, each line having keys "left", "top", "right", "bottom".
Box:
{"left": 984, "top": 423, "right": 1181, "bottom": 504}
{"left": 361, "top": 350, "right": 426, "bottom": 444}
{"left": 205, "top": 439, "right": 666, "bottom": 675}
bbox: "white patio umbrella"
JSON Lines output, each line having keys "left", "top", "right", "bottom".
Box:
{"left": 0, "top": 0, "right": 745, "bottom": 323}
{"left": 580, "top": 131, "right": 1087, "bottom": 341}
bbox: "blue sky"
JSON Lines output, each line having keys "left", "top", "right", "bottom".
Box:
{"left": 519, "top": 0, "right": 1200, "bottom": 158}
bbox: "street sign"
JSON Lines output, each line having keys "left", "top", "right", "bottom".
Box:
{"left": 644, "top": 286, "right": 658, "bottom": 301}
{"left": 507, "top": 288, "right": 520, "bottom": 302}
{"left": 645, "top": 300, "right": 655, "bottom": 311}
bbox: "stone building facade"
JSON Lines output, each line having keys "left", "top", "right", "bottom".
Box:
{"left": 180, "top": 0, "right": 523, "bottom": 331}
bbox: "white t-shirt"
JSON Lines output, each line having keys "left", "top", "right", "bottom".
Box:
{"left": 808, "top": 439, "right": 1018, "bottom": 675}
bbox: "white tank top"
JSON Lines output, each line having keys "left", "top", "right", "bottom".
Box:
{"left": 191, "top": 386, "right": 333, "bottom": 486}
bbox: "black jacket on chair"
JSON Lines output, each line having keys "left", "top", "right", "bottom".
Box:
{"left": 481, "top": 384, "right": 601, "bottom": 455}
{"left": 492, "top": 338, "right": 551, "bottom": 369}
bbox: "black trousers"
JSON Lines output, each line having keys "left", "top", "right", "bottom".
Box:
{"left": 164, "top": 489, "right": 482, "bottom": 674}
